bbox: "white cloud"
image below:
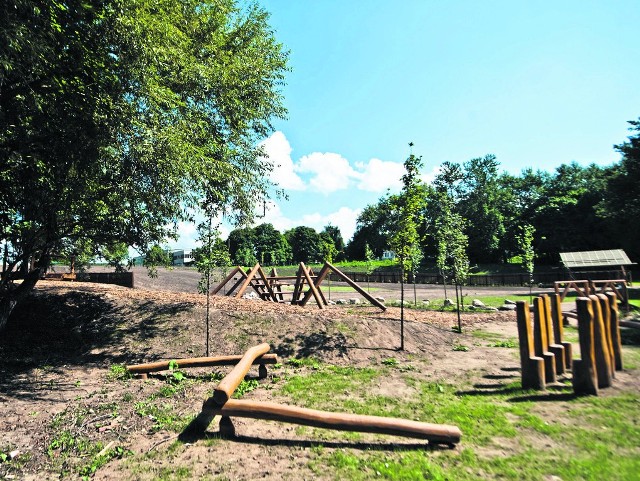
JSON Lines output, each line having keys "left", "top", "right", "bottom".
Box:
{"left": 297, "top": 152, "right": 358, "bottom": 193}
{"left": 261, "top": 131, "right": 305, "bottom": 191}
{"left": 355, "top": 158, "right": 404, "bottom": 192}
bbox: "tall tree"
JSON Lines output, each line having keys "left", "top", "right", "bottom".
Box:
{"left": 346, "top": 196, "right": 395, "bottom": 260}
{"left": 284, "top": 226, "right": 322, "bottom": 264}
{"left": 458, "top": 154, "right": 506, "bottom": 263}
{"left": 0, "top": 0, "right": 289, "bottom": 330}
{"left": 253, "top": 223, "right": 291, "bottom": 266}
{"left": 599, "top": 119, "right": 640, "bottom": 262}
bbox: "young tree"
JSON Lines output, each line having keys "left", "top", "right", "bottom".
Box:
{"left": 516, "top": 223, "right": 536, "bottom": 301}
{"left": 389, "top": 148, "right": 423, "bottom": 350}
{"left": 194, "top": 214, "right": 230, "bottom": 356}
{"left": 0, "top": 0, "right": 289, "bottom": 331}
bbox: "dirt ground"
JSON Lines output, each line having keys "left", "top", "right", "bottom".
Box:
{"left": 0, "top": 271, "right": 637, "bottom": 480}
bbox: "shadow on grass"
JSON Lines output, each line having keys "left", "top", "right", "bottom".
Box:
{"left": 275, "top": 331, "right": 348, "bottom": 359}
{"left": 0, "top": 288, "right": 194, "bottom": 400}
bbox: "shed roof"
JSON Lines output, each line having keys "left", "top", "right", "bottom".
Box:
{"left": 559, "top": 249, "right": 634, "bottom": 268}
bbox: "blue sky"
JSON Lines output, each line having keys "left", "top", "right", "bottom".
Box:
{"left": 172, "top": 0, "right": 640, "bottom": 250}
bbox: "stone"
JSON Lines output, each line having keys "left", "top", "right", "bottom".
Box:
{"left": 349, "top": 298, "right": 360, "bottom": 305}
{"left": 472, "top": 299, "right": 485, "bottom": 307}
{"left": 444, "top": 298, "right": 454, "bottom": 307}
{"left": 499, "top": 304, "right": 517, "bottom": 311}
{"left": 504, "top": 299, "right": 516, "bottom": 305}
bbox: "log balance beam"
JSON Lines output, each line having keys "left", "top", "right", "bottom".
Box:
{"left": 127, "top": 353, "right": 278, "bottom": 377}
{"left": 186, "top": 343, "right": 462, "bottom": 447}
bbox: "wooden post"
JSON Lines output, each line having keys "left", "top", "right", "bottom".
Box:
{"left": 214, "top": 343, "right": 271, "bottom": 405}
{"left": 126, "top": 354, "right": 278, "bottom": 375}
{"left": 532, "top": 296, "right": 557, "bottom": 383}
{"left": 573, "top": 297, "right": 598, "bottom": 396}
{"left": 300, "top": 262, "right": 325, "bottom": 309}
{"left": 549, "top": 294, "right": 572, "bottom": 370}
{"left": 201, "top": 398, "right": 462, "bottom": 445}
{"left": 595, "top": 294, "right": 616, "bottom": 380}
{"left": 605, "top": 292, "right": 623, "bottom": 371}
{"left": 516, "top": 301, "right": 545, "bottom": 390}
{"left": 234, "top": 264, "right": 261, "bottom": 298}
{"left": 541, "top": 294, "right": 565, "bottom": 375}
{"left": 211, "top": 267, "right": 243, "bottom": 295}
{"left": 589, "top": 295, "right": 613, "bottom": 389}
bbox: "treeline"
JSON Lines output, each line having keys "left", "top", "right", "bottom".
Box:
{"left": 349, "top": 120, "right": 640, "bottom": 266}
{"left": 226, "top": 120, "right": 639, "bottom": 268}
{"left": 226, "top": 224, "right": 345, "bottom": 266}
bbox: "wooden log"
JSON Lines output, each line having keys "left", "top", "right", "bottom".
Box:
{"left": 573, "top": 297, "right": 598, "bottom": 396}
{"left": 606, "top": 292, "right": 623, "bottom": 371}
{"left": 532, "top": 297, "right": 557, "bottom": 383}
{"left": 126, "top": 354, "right": 278, "bottom": 374}
{"left": 324, "top": 262, "right": 386, "bottom": 311}
{"left": 541, "top": 294, "right": 566, "bottom": 375}
{"left": 256, "top": 265, "right": 278, "bottom": 302}
{"left": 596, "top": 294, "right": 616, "bottom": 379}
{"left": 211, "top": 267, "right": 243, "bottom": 295}
{"left": 214, "top": 343, "right": 271, "bottom": 404}
{"left": 550, "top": 294, "right": 572, "bottom": 370}
{"left": 589, "top": 295, "right": 613, "bottom": 389}
{"left": 234, "top": 264, "right": 261, "bottom": 298}
{"left": 515, "top": 301, "right": 545, "bottom": 390}
{"left": 202, "top": 398, "right": 462, "bottom": 445}
{"left": 299, "top": 263, "right": 331, "bottom": 307}
{"left": 300, "top": 262, "right": 325, "bottom": 309}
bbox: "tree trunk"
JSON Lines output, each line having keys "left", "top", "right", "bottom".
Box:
{"left": 0, "top": 254, "right": 49, "bottom": 333}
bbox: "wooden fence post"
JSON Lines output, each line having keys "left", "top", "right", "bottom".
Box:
{"left": 606, "top": 292, "right": 623, "bottom": 371}
{"left": 589, "top": 295, "right": 613, "bottom": 389}
{"left": 573, "top": 297, "right": 598, "bottom": 396}
{"left": 516, "top": 301, "right": 545, "bottom": 390}
{"left": 549, "top": 293, "right": 572, "bottom": 370}
{"left": 532, "top": 297, "right": 557, "bottom": 383}
{"left": 541, "top": 295, "right": 566, "bottom": 375}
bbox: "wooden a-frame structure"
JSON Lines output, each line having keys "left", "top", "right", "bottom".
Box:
{"left": 211, "top": 261, "right": 386, "bottom": 311}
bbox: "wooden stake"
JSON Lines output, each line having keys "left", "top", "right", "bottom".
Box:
{"left": 605, "top": 292, "right": 623, "bottom": 371}
{"left": 214, "top": 343, "right": 271, "bottom": 404}
{"left": 549, "top": 294, "right": 572, "bottom": 370}
{"left": 541, "top": 295, "right": 566, "bottom": 375}
{"left": 573, "top": 297, "right": 598, "bottom": 396}
{"left": 592, "top": 295, "right": 614, "bottom": 385}
{"left": 532, "top": 297, "right": 557, "bottom": 383}
{"left": 202, "top": 398, "right": 461, "bottom": 445}
{"left": 516, "top": 301, "right": 545, "bottom": 390}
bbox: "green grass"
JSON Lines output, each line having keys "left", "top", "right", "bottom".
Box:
{"left": 279, "top": 358, "right": 640, "bottom": 481}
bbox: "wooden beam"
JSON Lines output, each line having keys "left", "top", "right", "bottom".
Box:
{"left": 201, "top": 398, "right": 462, "bottom": 445}
{"left": 299, "top": 262, "right": 331, "bottom": 307}
{"left": 323, "top": 262, "right": 386, "bottom": 311}
{"left": 300, "top": 262, "right": 324, "bottom": 309}
{"left": 234, "top": 264, "right": 261, "bottom": 299}
{"left": 290, "top": 263, "right": 306, "bottom": 305}
{"left": 214, "top": 343, "right": 271, "bottom": 404}
{"left": 211, "top": 267, "right": 243, "bottom": 295}
{"left": 257, "top": 265, "right": 278, "bottom": 302}
{"left": 127, "top": 354, "right": 278, "bottom": 374}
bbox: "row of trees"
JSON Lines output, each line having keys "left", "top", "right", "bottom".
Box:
{"left": 347, "top": 120, "right": 640, "bottom": 267}
{"left": 225, "top": 223, "right": 345, "bottom": 266}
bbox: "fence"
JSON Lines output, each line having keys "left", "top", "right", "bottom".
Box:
{"left": 328, "top": 269, "right": 632, "bottom": 287}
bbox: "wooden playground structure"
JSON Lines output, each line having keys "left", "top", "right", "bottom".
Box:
{"left": 212, "top": 261, "right": 386, "bottom": 311}
{"left": 127, "top": 344, "right": 462, "bottom": 446}
{"left": 516, "top": 292, "right": 623, "bottom": 395}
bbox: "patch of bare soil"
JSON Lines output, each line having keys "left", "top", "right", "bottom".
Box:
{"left": 0, "top": 279, "right": 635, "bottom": 480}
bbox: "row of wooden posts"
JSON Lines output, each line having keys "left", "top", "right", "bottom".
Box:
{"left": 516, "top": 292, "right": 622, "bottom": 395}
{"left": 127, "top": 344, "right": 461, "bottom": 446}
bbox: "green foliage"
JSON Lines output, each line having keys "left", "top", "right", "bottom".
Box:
{"left": 107, "top": 364, "right": 132, "bottom": 382}
{"left": 194, "top": 221, "right": 230, "bottom": 294}
{"left": 0, "top": 0, "right": 289, "bottom": 330}
{"left": 143, "top": 245, "right": 172, "bottom": 278}
{"left": 232, "top": 379, "right": 260, "bottom": 398}
{"left": 285, "top": 226, "right": 323, "bottom": 264}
